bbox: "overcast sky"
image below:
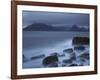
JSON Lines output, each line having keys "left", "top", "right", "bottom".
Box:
{"left": 22, "top": 11, "right": 89, "bottom": 28}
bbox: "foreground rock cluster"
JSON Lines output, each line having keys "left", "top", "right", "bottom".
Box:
{"left": 42, "top": 37, "right": 89, "bottom": 67}
{"left": 23, "top": 37, "right": 90, "bottom": 68}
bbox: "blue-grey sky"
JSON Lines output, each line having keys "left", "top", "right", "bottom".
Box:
{"left": 22, "top": 11, "right": 89, "bottom": 28}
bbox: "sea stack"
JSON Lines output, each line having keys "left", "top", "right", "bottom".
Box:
{"left": 72, "top": 37, "right": 89, "bottom": 45}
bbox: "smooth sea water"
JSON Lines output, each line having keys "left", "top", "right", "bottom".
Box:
{"left": 22, "top": 31, "right": 89, "bottom": 68}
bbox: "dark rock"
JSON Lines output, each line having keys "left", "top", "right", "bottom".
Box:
{"left": 79, "top": 53, "right": 89, "bottom": 60}
{"left": 58, "top": 54, "right": 65, "bottom": 57}
{"left": 62, "top": 64, "right": 66, "bottom": 67}
{"left": 47, "top": 62, "right": 58, "bottom": 67}
{"left": 71, "top": 52, "right": 76, "bottom": 60}
{"left": 63, "top": 48, "right": 76, "bottom": 60}
{"left": 75, "top": 56, "right": 89, "bottom": 66}
{"left": 50, "top": 52, "right": 65, "bottom": 57}
{"left": 74, "top": 46, "right": 85, "bottom": 51}
{"left": 63, "top": 59, "right": 72, "bottom": 64}
{"left": 50, "top": 52, "right": 58, "bottom": 56}
{"left": 23, "top": 54, "right": 27, "bottom": 62}
{"left": 69, "top": 64, "right": 78, "bottom": 66}
{"left": 23, "top": 54, "right": 25, "bottom": 62}
{"left": 31, "top": 54, "right": 45, "bottom": 60}
{"left": 23, "top": 54, "right": 31, "bottom": 62}
{"left": 63, "top": 48, "right": 73, "bottom": 53}
{"left": 42, "top": 55, "right": 58, "bottom": 67}
{"left": 72, "top": 37, "right": 89, "bottom": 45}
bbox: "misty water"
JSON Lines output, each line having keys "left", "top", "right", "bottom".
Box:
{"left": 23, "top": 31, "right": 89, "bottom": 69}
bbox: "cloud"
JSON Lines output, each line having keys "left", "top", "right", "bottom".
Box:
{"left": 22, "top": 11, "right": 89, "bottom": 28}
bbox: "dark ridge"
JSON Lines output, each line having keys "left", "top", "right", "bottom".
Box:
{"left": 23, "top": 23, "right": 89, "bottom": 31}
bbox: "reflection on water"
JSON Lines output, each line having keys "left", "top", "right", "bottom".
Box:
{"left": 22, "top": 31, "right": 89, "bottom": 69}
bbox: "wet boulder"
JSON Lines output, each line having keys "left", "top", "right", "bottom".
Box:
{"left": 74, "top": 46, "right": 85, "bottom": 51}
{"left": 72, "top": 37, "right": 89, "bottom": 45}
{"left": 42, "top": 53, "right": 59, "bottom": 67}
{"left": 62, "top": 64, "right": 66, "bottom": 67}
{"left": 63, "top": 59, "right": 72, "bottom": 64}
{"left": 62, "top": 59, "right": 74, "bottom": 66}
{"left": 63, "top": 48, "right": 76, "bottom": 60}
{"left": 69, "top": 64, "right": 78, "bottom": 66}
{"left": 79, "top": 52, "right": 89, "bottom": 60}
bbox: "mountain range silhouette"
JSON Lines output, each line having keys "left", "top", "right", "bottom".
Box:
{"left": 23, "top": 23, "right": 89, "bottom": 32}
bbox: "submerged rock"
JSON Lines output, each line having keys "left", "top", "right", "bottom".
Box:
{"left": 23, "top": 54, "right": 26, "bottom": 62}
{"left": 63, "top": 48, "right": 73, "bottom": 53}
{"left": 79, "top": 53, "right": 89, "bottom": 60}
{"left": 72, "top": 37, "right": 89, "bottom": 45}
{"left": 63, "top": 59, "right": 72, "bottom": 64}
{"left": 23, "top": 54, "right": 28, "bottom": 62}
{"left": 31, "top": 54, "right": 45, "bottom": 60}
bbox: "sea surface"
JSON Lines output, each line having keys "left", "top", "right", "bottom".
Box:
{"left": 22, "top": 31, "right": 89, "bottom": 68}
